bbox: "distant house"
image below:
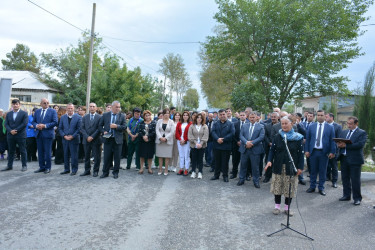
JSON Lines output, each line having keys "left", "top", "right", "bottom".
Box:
{"left": 294, "top": 95, "right": 357, "bottom": 127}
{"left": 0, "top": 70, "right": 60, "bottom": 104}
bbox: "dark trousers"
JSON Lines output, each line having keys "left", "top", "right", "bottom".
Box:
{"left": 84, "top": 142, "right": 101, "bottom": 173}
{"left": 103, "top": 138, "right": 122, "bottom": 175}
{"left": 62, "top": 140, "right": 79, "bottom": 173}
{"left": 306, "top": 157, "right": 311, "bottom": 175}
{"left": 327, "top": 157, "right": 338, "bottom": 183}
{"left": 205, "top": 141, "right": 213, "bottom": 166}
{"left": 259, "top": 153, "right": 264, "bottom": 177}
{"left": 340, "top": 156, "right": 362, "bottom": 201}
{"left": 213, "top": 149, "right": 231, "bottom": 178}
{"left": 78, "top": 141, "right": 85, "bottom": 161}
{"left": 55, "top": 136, "right": 64, "bottom": 164}
{"left": 127, "top": 140, "right": 140, "bottom": 169}
{"left": 231, "top": 145, "right": 241, "bottom": 176}
{"left": 309, "top": 149, "right": 329, "bottom": 191}
{"left": 122, "top": 139, "right": 128, "bottom": 158}
{"left": 264, "top": 148, "right": 272, "bottom": 179}
{"left": 7, "top": 136, "right": 27, "bottom": 168}
{"left": 26, "top": 137, "right": 37, "bottom": 161}
{"left": 36, "top": 136, "right": 53, "bottom": 170}
{"left": 191, "top": 148, "right": 204, "bottom": 173}
{"left": 239, "top": 150, "right": 260, "bottom": 184}
{"left": 52, "top": 138, "right": 57, "bottom": 157}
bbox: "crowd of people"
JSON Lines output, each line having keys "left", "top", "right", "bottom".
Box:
{"left": 0, "top": 98, "right": 368, "bottom": 214}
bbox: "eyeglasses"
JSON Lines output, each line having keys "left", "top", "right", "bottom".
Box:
{"left": 42, "top": 102, "right": 49, "bottom": 104}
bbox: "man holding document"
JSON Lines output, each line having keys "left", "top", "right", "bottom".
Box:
{"left": 335, "top": 116, "right": 367, "bottom": 206}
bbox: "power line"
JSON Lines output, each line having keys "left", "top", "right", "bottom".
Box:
{"left": 361, "top": 24, "right": 375, "bottom": 26}
{"left": 27, "top": 0, "right": 85, "bottom": 33}
{"left": 101, "top": 35, "right": 200, "bottom": 44}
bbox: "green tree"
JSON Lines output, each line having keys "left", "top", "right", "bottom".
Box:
{"left": 230, "top": 79, "right": 268, "bottom": 112}
{"left": 1, "top": 43, "right": 40, "bottom": 73}
{"left": 203, "top": 0, "right": 372, "bottom": 110}
{"left": 354, "top": 62, "right": 375, "bottom": 153}
{"left": 183, "top": 88, "right": 199, "bottom": 110}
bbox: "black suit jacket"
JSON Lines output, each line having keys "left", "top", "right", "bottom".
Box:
{"left": 339, "top": 128, "right": 367, "bottom": 165}
{"left": 5, "top": 110, "right": 28, "bottom": 138}
{"left": 81, "top": 113, "right": 102, "bottom": 144}
{"left": 99, "top": 112, "right": 126, "bottom": 144}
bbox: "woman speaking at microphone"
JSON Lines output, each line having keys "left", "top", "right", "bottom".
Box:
{"left": 264, "top": 116, "right": 304, "bottom": 216}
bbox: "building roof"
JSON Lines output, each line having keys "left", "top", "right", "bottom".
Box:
{"left": 0, "top": 70, "right": 59, "bottom": 92}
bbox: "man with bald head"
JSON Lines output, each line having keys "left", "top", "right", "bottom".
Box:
{"left": 32, "top": 98, "right": 58, "bottom": 174}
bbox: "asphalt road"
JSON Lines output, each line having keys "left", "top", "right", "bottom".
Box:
{"left": 0, "top": 158, "right": 374, "bottom": 250}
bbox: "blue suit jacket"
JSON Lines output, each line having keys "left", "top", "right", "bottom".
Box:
{"left": 58, "top": 114, "right": 82, "bottom": 144}
{"left": 211, "top": 119, "right": 235, "bottom": 151}
{"left": 239, "top": 122, "right": 265, "bottom": 154}
{"left": 305, "top": 122, "right": 335, "bottom": 155}
{"left": 339, "top": 128, "right": 367, "bottom": 165}
{"left": 5, "top": 110, "right": 28, "bottom": 138}
{"left": 32, "top": 108, "right": 58, "bottom": 139}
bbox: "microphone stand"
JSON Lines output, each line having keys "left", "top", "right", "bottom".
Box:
{"left": 267, "top": 134, "right": 314, "bottom": 241}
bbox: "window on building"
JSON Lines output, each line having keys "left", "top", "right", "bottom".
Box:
{"left": 11, "top": 95, "right": 31, "bottom": 102}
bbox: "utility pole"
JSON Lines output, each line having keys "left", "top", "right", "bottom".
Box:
{"left": 85, "top": 3, "right": 96, "bottom": 113}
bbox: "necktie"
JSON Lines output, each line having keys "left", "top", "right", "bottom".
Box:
{"left": 90, "top": 114, "right": 94, "bottom": 121}
{"left": 306, "top": 122, "right": 310, "bottom": 129}
{"left": 346, "top": 130, "right": 353, "bottom": 139}
{"left": 249, "top": 124, "right": 254, "bottom": 139}
{"left": 110, "top": 114, "right": 116, "bottom": 135}
{"left": 240, "top": 121, "right": 244, "bottom": 129}
{"left": 40, "top": 109, "right": 45, "bottom": 120}
{"left": 316, "top": 123, "right": 322, "bottom": 147}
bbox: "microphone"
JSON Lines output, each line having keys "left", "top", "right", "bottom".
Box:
{"left": 284, "top": 133, "right": 288, "bottom": 143}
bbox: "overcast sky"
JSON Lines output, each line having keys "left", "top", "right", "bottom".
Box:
{"left": 1, "top": 0, "right": 375, "bottom": 110}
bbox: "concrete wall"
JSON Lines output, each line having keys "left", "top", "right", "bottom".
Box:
{"left": 11, "top": 89, "right": 55, "bottom": 103}
{"left": 0, "top": 78, "right": 12, "bottom": 111}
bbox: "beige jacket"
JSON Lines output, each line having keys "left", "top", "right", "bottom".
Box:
{"left": 188, "top": 124, "right": 209, "bottom": 148}
{"left": 155, "top": 119, "right": 175, "bottom": 145}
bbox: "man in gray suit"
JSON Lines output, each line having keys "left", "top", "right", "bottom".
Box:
{"left": 99, "top": 101, "right": 126, "bottom": 179}
{"left": 80, "top": 103, "right": 102, "bottom": 177}
{"left": 2, "top": 99, "right": 28, "bottom": 172}
{"left": 238, "top": 112, "right": 265, "bottom": 188}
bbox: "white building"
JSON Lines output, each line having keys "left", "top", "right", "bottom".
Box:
{"left": 0, "top": 70, "right": 60, "bottom": 106}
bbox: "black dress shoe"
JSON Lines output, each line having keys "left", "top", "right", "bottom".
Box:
{"left": 100, "top": 174, "right": 109, "bottom": 178}
{"left": 339, "top": 196, "right": 350, "bottom": 201}
{"left": 353, "top": 200, "right": 361, "bottom": 206}
{"left": 319, "top": 190, "right": 326, "bottom": 196}
{"left": 209, "top": 168, "right": 214, "bottom": 172}
{"left": 246, "top": 176, "right": 251, "bottom": 181}
{"left": 263, "top": 177, "right": 270, "bottom": 183}
{"left": 254, "top": 183, "right": 260, "bottom": 188}
{"left": 1, "top": 167, "right": 13, "bottom": 171}
{"left": 237, "top": 180, "right": 244, "bottom": 186}
{"left": 230, "top": 174, "right": 237, "bottom": 179}
{"left": 34, "top": 168, "right": 44, "bottom": 173}
{"left": 21, "top": 166, "right": 27, "bottom": 172}
{"left": 210, "top": 176, "right": 219, "bottom": 180}
{"left": 332, "top": 182, "right": 338, "bottom": 188}
{"left": 44, "top": 169, "right": 51, "bottom": 174}
{"left": 80, "top": 171, "right": 90, "bottom": 176}
{"left": 93, "top": 172, "right": 98, "bottom": 177}
{"left": 70, "top": 172, "right": 77, "bottom": 176}
{"left": 113, "top": 174, "right": 119, "bottom": 179}
{"left": 298, "top": 180, "right": 306, "bottom": 185}
{"left": 306, "top": 188, "right": 315, "bottom": 193}
{"left": 223, "top": 177, "right": 229, "bottom": 182}
{"left": 60, "top": 170, "right": 70, "bottom": 175}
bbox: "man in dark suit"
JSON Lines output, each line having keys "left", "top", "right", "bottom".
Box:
{"left": 337, "top": 116, "right": 367, "bottom": 205}
{"left": 302, "top": 111, "right": 315, "bottom": 175}
{"left": 230, "top": 111, "right": 248, "bottom": 179}
{"left": 205, "top": 113, "right": 215, "bottom": 170}
{"left": 263, "top": 112, "right": 280, "bottom": 183}
{"left": 210, "top": 109, "right": 235, "bottom": 182}
{"left": 2, "top": 99, "right": 28, "bottom": 171}
{"left": 225, "top": 108, "right": 238, "bottom": 123}
{"left": 80, "top": 103, "right": 102, "bottom": 177}
{"left": 32, "top": 98, "right": 58, "bottom": 174}
{"left": 325, "top": 113, "right": 342, "bottom": 188}
{"left": 59, "top": 104, "right": 82, "bottom": 175}
{"left": 237, "top": 112, "right": 265, "bottom": 188}
{"left": 305, "top": 110, "right": 336, "bottom": 196}
{"left": 99, "top": 101, "right": 126, "bottom": 179}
